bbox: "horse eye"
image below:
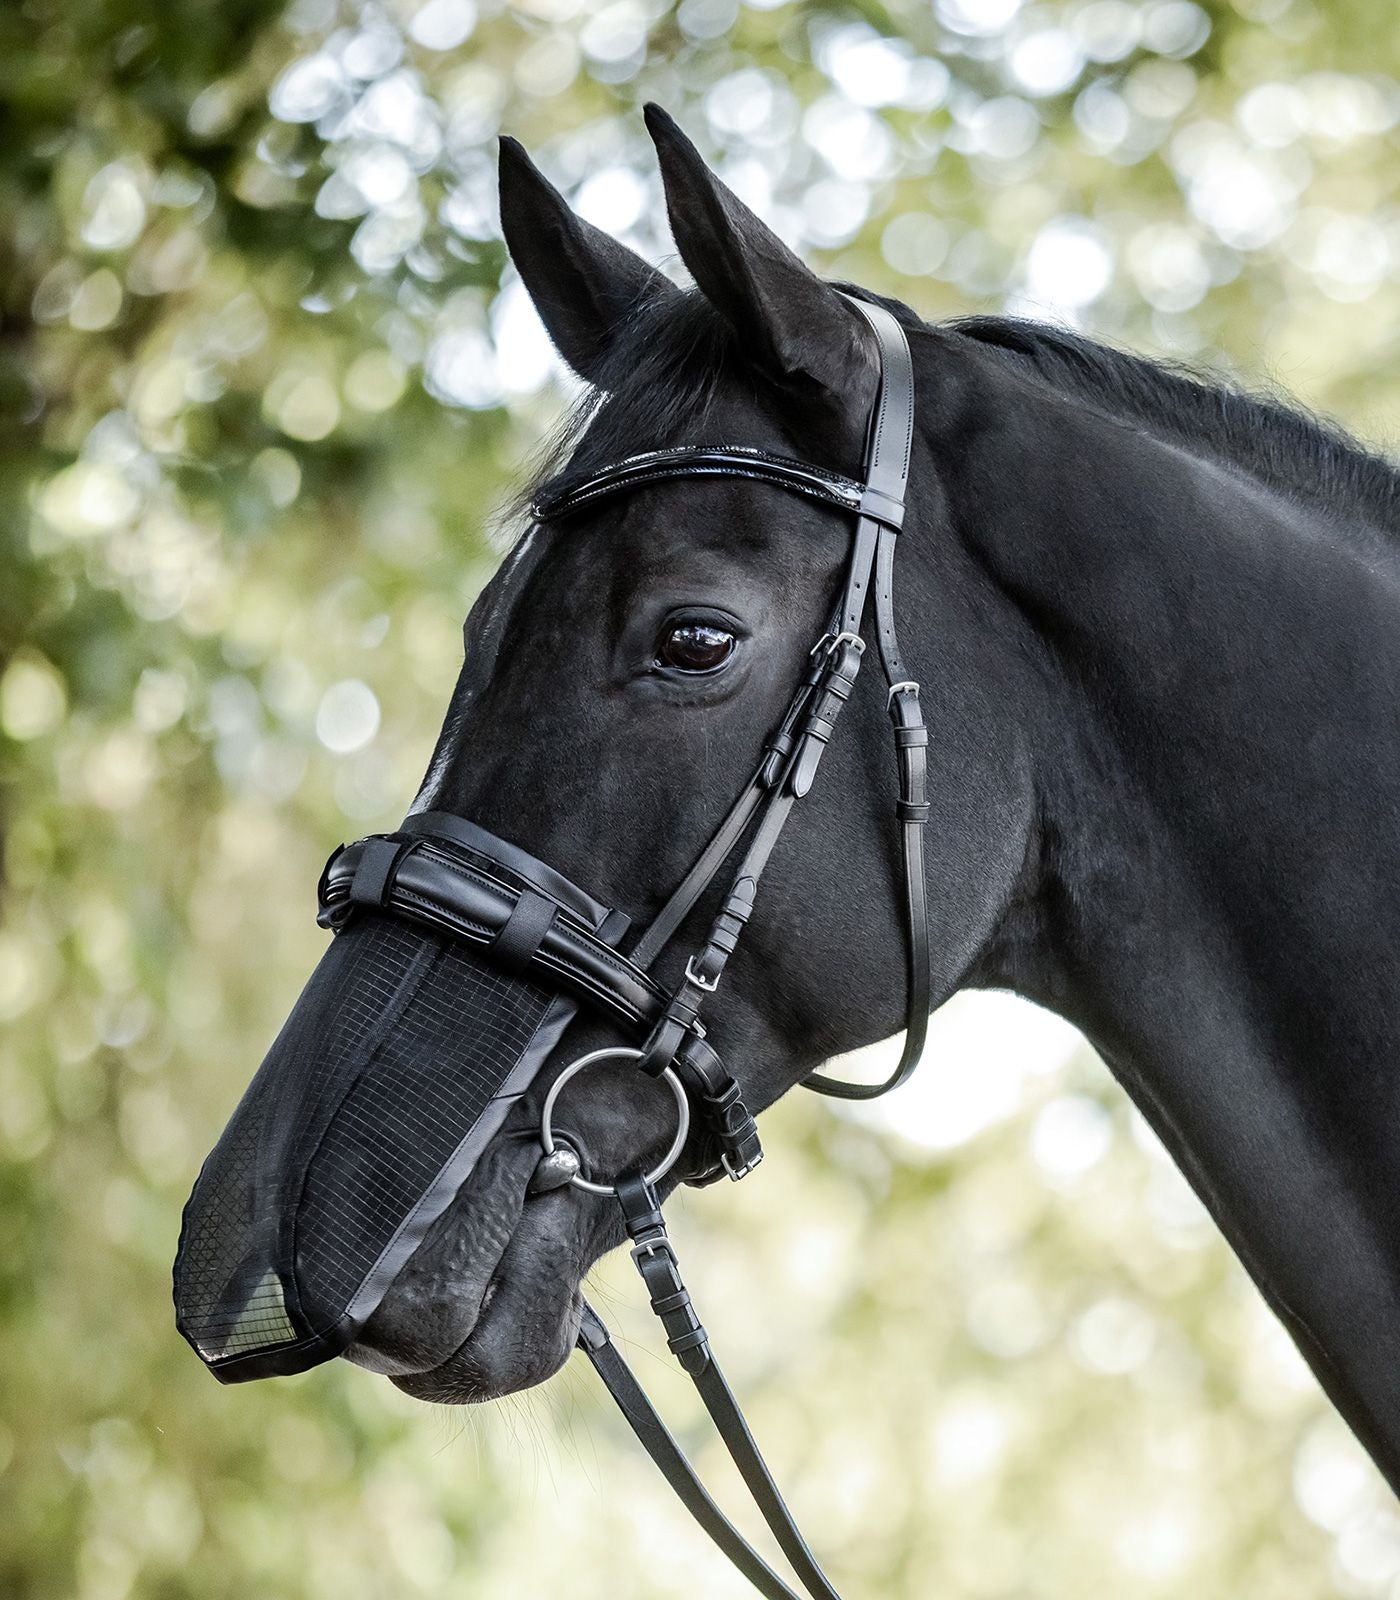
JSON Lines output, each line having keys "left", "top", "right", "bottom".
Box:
{"left": 656, "top": 621, "right": 736, "bottom": 675}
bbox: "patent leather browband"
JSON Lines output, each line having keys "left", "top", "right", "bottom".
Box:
{"left": 532, "top": 444, "right": 906, "bottom": 532}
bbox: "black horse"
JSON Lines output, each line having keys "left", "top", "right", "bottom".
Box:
{"left": 185, "top": 106, "right": 1400, "bottom": 1510}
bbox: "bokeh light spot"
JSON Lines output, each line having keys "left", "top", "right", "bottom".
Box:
{"left": 344, "top": 350, "right": 409, "bottom": 412}
{"left": 80, "top": 163, "right": 147, "bottom": 251}
{"left": 269, "top": 53, "right": 348, "bottom": 123}
{"left": 40, "top": 461, "right": 141, "bottom": 538}
{"left": 1031, "top": 1094, "right": 1113, "bottom": 1179}
{"left": 937, "top": 0, "right": 1022, "bottom": 37}
{"left": 409, "top": 0, "right": 477, "bottom": 51}
{"left": 1, "top": 652, "right": 67, "bottom": 740}
{"left": 1072, "top": 1296, "right": 1157, "bottom": 1375}
{"left": 69, "top": 269, "right": 124, "bottom": 332}
{"left": 265, "top": 370, "right": 342, "bottom": 441}
{"left": 316, "top": 679, "right": 381, "bottom": 753}
{"left": 1010, "top": 30, "right": 1085, "bottom": 98}
{"left": 1025, "top": 217, "right": 1114, "bottom": 312}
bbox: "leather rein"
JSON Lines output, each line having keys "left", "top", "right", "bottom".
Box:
{"left": 318, "top": 294, "right": 928, "bottom": 1598}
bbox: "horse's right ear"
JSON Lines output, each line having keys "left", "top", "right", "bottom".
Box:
{"left": 498, "top": 137, "right": 679, "bottom": 385}
{"left": 643, "top": 104, "right": 876, "bottom": 425}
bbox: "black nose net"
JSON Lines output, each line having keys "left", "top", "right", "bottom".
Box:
{"left": 174, "top": 821, "right": 624, "bottom": 1383}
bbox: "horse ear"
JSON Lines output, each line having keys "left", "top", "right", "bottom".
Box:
{"left": 498, "top": 136, "right": 680, "bottom": 384}
{"left": 643, "top": 104, "right": 875, "bottom": 410}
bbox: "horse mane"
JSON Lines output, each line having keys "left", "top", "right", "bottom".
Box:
{"left": 520, "top": 283, "right": 1400, "bottom": 535}
{"left": 950, "top": 313, "right": 1400, "bottom": 531}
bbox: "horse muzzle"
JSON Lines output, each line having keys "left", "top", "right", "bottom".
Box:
{"left": 171, "top": 817, "right": 636, "bottom": 1383}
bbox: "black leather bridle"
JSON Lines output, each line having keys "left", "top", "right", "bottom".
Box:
{"left": 318, "top": 295, "right": 927, "bottom": 1598}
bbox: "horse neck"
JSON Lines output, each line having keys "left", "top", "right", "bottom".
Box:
{"left": 935, "top": 351, "right": 1400, "bottom": 1488}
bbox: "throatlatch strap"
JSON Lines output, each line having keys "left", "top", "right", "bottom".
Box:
{"left": 805, "top": 681, "right": 930, "bottom": 1099}
{"left": 805, "top": 299, "right": 931, "bottom": 1100}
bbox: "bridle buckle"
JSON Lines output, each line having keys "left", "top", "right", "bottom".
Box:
{"left": 685, "top": 955, "right": 721, "bottom": 993}
{"left": 630, "top": 1235, "right": 676, "bottom": 1266}
{"left": 811, "top": 629, "right": 865, "bottom": 661}
{"left": 721, "top": 1149, "right": 764, "bottom": 1181}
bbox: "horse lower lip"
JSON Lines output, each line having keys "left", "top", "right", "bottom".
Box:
{"left": 380, "top": 1274, "right": 509, "bottom": 1401}
{"left": 347, "top": 1270, "right": 496, "bottom": 1380}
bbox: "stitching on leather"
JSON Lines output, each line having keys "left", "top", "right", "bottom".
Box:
{"left": 394, "top": 887, "right": 495, "bottom": 940}
{"left": 387, "top": 880, "right": 659, "bottom": 1005}
{"left": 537, "top": 448, "right": 867, "bottom": 521}
{"left": 584, "top": 443, "right": 860, "bottom": 487}
{"left": 407, "top": 820, "right": 610, "bottom": 925}
{"left": 413, "top": 842, "right": 597, "bottom": 938}
{"left": 554, "top": 466, "right": 857, "bottom": 514}
{"left": 537, "top": 954, "right": 653, "bottom": 1023}
{"left": 390, "top": 883, "right": 653, "bottom": 1022}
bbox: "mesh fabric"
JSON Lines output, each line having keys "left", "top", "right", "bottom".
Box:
{"left": 174, "top": 915, "right": 566, "bottom": 1380}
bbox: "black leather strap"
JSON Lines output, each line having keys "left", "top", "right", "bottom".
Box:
{"left": 627, "top": 776, "right": 768, "bottom": 972}
{"left": 627, "top": 633, "right": 841, "bottom": 972}
{"left": 805, "top": 304, "right": 929, "bottom": 1097}
{"left": 805, "top": 684, "right": 929, "bottom": 1099}
{"left": 403, "top": 809, "right": 613, "bottom": 923}
{"left": 592, "top": 1177, "right": 846, "bottom": 1600}
{"left": 675, "top": 1034, "right": 763, "bottom": 1182}
{"left": 692, "top": 1359, "right": 842, "bottom": 1600}
{"left": 534, "top": 445, "right": 900, "bottom": 529}
{"left": 578, "top": 1304, "right": 810, "bottom": 1600}
{"left": 319, "top": 835, "right": 667, "bottom": 1029}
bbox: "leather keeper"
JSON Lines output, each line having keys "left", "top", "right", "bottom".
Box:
{"left": 859, "top": 483, "right": 905, "bottom": 528}
{"left": 490, "top": 887, "right": 557, "bottom": 975}
{"left": 348, "top": 836, "right": 405, "bottom": 910}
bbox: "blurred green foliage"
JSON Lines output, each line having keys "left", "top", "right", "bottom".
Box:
{"left": 3, "top": 0, "right": 1399, "bottom": 1595}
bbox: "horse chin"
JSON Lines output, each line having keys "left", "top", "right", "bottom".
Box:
{"left": 343, "top": 1173, "right": 590, "bottom": 1405}
{"left": 387, "top": 1255, "right": 585, "bottom": 1405}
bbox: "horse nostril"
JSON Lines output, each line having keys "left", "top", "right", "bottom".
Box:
{"left": 527, "top": 1141, "right": 581, "bottom": 1196}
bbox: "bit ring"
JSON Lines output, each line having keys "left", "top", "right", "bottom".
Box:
{"left": 540, "top": 1047, "right": 690, "bottom": 1197}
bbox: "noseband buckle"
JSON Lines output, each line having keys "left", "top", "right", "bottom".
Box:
{"left": 721, "top": 1149, "right": 762, "bottom": 1182}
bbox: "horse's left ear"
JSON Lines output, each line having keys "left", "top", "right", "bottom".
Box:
{"left": 644, "top": 103, "right": 876, "bottom": 416}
